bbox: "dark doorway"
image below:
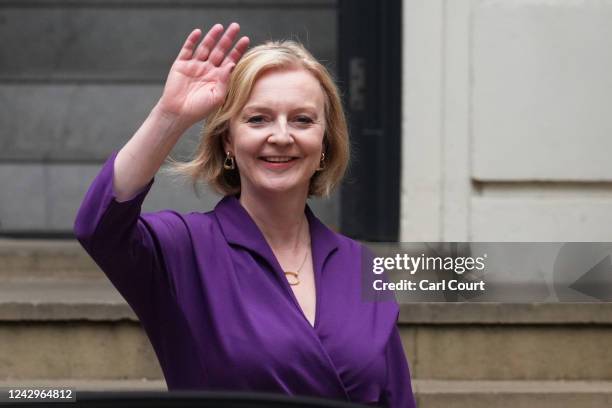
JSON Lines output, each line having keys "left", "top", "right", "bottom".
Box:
{"left": 338, "top": 0, "right": 402, "bottom": 241}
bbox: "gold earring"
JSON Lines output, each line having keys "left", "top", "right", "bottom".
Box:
{"left": 223, "top": 151, "right": 236, "bottom": 170}
{"left": 316, "top": 152, "right": 326, "bottom": 171}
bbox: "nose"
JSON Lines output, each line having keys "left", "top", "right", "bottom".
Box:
{"left": 266, "top": 117, "right": 294, "bottom": 145}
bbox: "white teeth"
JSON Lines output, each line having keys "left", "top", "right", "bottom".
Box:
{"left": 262, "top": 156, "right": 294, "bottom": 163}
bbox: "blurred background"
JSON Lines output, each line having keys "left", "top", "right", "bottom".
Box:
{"left": 1, "top": 0, "right": 612, "bottom": 407}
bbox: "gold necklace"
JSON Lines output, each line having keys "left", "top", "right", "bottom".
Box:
{"left": 284, "top": 246, "right": 310, "bottom": 286}
{"left": 284, "top": 217, "right": 309, "bottom": 286}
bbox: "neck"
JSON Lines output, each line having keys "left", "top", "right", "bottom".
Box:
{"left": 239, "top": 186, "right": 309, "bottom": 251}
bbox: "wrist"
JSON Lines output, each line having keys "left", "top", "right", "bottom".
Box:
{"left": 150, "top": 102, "right": 192, "bottom": 135}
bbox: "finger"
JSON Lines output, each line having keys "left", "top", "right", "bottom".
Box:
{"left": 208, "top": 22, "right": 241, "bottom": 66}
{"left": 193, "top": 24, "right": 224, "bottom": 61}
{"left": 176, "top": 29, "right": 202, "bottom": 61}
{"left": 222, "top": 36, "right": 250, "bottom": 66}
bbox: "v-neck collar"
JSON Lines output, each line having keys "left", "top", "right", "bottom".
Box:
{"left": 214, "top": 195, "right": 339, "bottom": 269}
{"left": 213, "top": 195, "right": 340, "bottom": 328}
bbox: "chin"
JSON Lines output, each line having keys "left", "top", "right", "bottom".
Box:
{"left": 256, "top": 179, "right": 309, "bottom": 195}
{"left": 260, "top": 184, "right": 299, "bottom": 194}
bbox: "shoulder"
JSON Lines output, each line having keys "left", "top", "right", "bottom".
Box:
{"left": 331, "top": 229, "right": 365, "bottom": 254}
{"left": 137, "top": 194, "right": 243, "bottom": 245}
{"left": 139, "top": 208, "right": 218, "bottom": 249}
{"left": 136, "top": 209, "right": 223, "bottom": 281}
{"left": 141, "top": 207, "right": 219, "bottom": 231}
{"left": 311, "top": 215, "right": 366, "bottom": 257}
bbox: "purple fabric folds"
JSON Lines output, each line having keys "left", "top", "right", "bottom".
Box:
{"left": 73, "top": 151, "right": 416, "bottom": 407}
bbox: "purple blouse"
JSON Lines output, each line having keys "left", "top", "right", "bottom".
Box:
{"left": 73, "top": 151, "right": 416, "bottom": 407}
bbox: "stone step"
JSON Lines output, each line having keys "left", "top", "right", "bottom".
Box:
{"left": 1, "top": 279, "right": 611, "bottom": 381}
{"left": 0, "top": 280, "right": 162, "bottom": 381}
{"left": 0, "top": 280, "right": 133, "bottom": 321}
{"left": 1, "top": 238, "right": 611, "bottom": 382}
{"left": 414, "top": 380, "right": 612, "bottom": 408}
{"left": 401, "top": 304, "right": 612, "bottom": 382}
{"left": 0, "top": 239, "right": 102, "bottom": 281}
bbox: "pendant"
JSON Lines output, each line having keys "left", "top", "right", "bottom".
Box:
{"left": 284, "top": 271, "right": 300, "bottom": 286}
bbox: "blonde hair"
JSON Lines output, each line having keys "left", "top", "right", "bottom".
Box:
{"left": 165, "top": 40, "right": 350, "bottom": 197}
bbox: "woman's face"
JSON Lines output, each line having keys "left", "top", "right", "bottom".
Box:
{"left": 227, "top": 68, "right": 326, "bottom": 196}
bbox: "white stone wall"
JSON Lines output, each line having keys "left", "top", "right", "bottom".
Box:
{"left": 401, "top": 0, "right": 612, "bottom": 241}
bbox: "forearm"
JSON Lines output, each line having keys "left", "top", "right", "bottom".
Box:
{"left": 112, "top": 24, "right": 247, "bottom": 202}
{"left": 113, "top": 102, "right": 190, "bottom": 202}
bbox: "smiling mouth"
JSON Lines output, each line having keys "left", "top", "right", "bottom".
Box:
{"left": 259, "top": 156, "right": 298, "bottom": 163}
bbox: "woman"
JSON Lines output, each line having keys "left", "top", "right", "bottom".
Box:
{"left": 73, "top": 23, "right": 416, "bottom": 407}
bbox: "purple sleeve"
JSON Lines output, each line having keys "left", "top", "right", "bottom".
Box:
{"left": 382, "top": 327, "right": 417, "bottom": 408}
{"left": 73, "top": 151, "right": 186, "bottom": 324}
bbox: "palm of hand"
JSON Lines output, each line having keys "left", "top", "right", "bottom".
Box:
{"left": 158, "top": 24, "right": 249, "bottom": 126}
{"left": 164, "top": 59, "right": 229, "bottom": 123}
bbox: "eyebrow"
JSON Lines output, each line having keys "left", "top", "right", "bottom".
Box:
{"left": 242, "top": 104, "right": 320, "bottom": 115}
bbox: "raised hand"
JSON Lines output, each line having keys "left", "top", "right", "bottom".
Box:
{"left": 157, "top": 23, "right": 250, "bottom": 128}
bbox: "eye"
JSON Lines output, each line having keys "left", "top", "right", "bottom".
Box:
{"left": 247, "top": 115, "right": 266, "bottom": 124}
{"left": 295, "top": 115, "right": 314, "bottom": 125}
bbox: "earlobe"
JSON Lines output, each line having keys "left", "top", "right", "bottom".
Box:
{"left": 316, "top": 152, "right": 326, "bottom": 171}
